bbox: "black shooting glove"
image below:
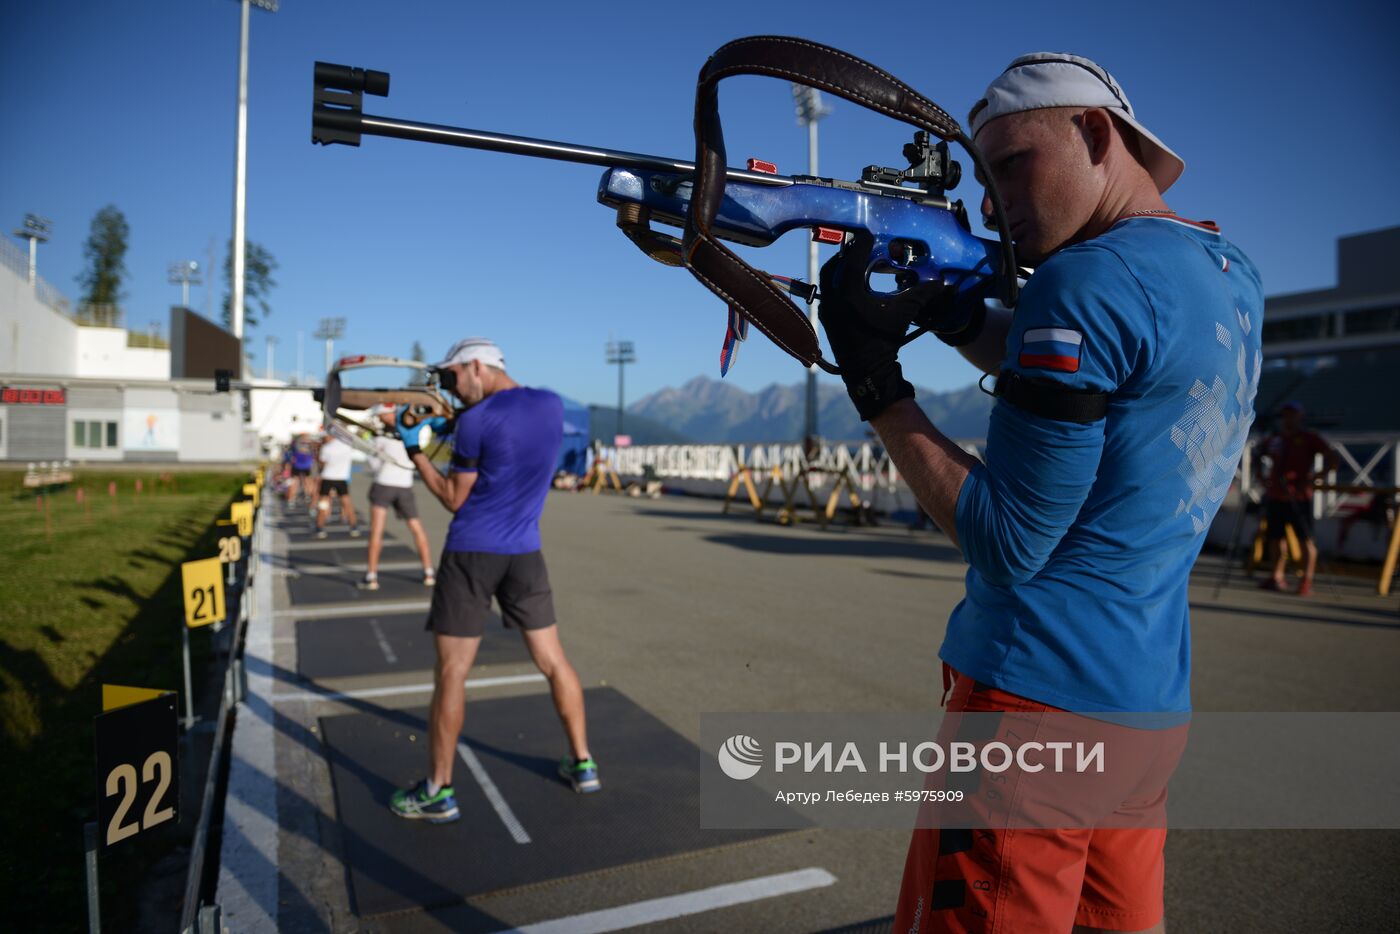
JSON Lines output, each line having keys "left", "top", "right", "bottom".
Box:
{"left": 818, "top": 231, "right": 947, "bottom": 421}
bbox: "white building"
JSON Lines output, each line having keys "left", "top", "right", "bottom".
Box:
{"left": 0, "top": 234, "right": 320, "bottom": 464}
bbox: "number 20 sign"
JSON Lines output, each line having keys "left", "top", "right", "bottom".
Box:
{"left": 181, "top": 556, "right": 226, "bottom": 628}
{"left": 95, "top": 693, "right": 179, "bottom": 849}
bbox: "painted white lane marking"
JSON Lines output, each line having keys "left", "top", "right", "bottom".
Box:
{"left": 457, "top": 742, "right": 532, "bottom": 844}
{"left": 275, "top": 600, "right": 430, "bottom": 620}
{"left": 489, "top": 867, "right": 838, "bottom": 934}
{"left": 270, "top": 673, "right": 545, "bottom": 705}
{"left": 216, "top": 512, "right": 278, "bottom": 931}
{"left": 283, "top": 561, "right": 422, "bottom": 576}
{"left": 367, "top": 617, "right": 398, "bottom": 664}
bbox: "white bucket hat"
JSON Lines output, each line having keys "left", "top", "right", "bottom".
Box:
{"left": 969, "top": 52, "right": 1185, "bottom": 194}
{"left": 434, "top": 337, "right": 505, "bottom": 371}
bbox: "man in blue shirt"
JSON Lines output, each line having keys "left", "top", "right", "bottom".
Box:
{"left": 389, "top": 337, "right": 599, "bottom": 825}
{"left": 819, "top": 54, "right": 1263, "bottom": 932}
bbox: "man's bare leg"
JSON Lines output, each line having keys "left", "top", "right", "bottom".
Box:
{"left": 339, "top": 492, "right": 358, "bottom": 530}
{"left": 1303, "top": 537, "right": 1319, "bottom": 586}
{"left": 406, "top": 517, "right": 435, "bottom": 575}
{"left": 521, "top": 625, "right": 589, "bottom": 760}
{"left": 1270, "top": 538, "right": 1289, "bottom": 587}
{"left": 366, "top": 505, "right": 388, "bottom": 575}
{"left": 427, "top": 633, "right": 481, "bottom": 788}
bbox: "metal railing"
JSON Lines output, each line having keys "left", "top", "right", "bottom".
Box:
{"left": 1239, "top": 432, "right": 1400, "bottom": 517}
{"left": 599, "top": 439, "right": 983, "bottom": 492}
{"left": 177, "top": 496, "right": 262, "bottom": 934}
{"left": 73, "top": 302, "right": 124, "bottom": 328}
{"left": 1, "top": 235, "right": 72, "bottom": 315}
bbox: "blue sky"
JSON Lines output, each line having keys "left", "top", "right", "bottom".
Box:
{"left": 3, "top": 0, "right": 1398, "bottom": 409}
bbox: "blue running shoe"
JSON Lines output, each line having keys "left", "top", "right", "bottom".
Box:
{"left": 389, "top": 780, "right": 460, "bottom": 823}
{"left": 558, "top": 756, "right": 601, "bottom": 793}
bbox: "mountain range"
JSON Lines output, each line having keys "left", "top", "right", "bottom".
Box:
{"left": 588, "top": 375, "right": 993, "bottom": 445}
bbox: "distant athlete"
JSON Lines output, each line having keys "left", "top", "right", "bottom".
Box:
{"left": 286, "top": 434, "right": 318, "bottom": 507}
{"left": 389, "top": 337, "right": 598, "bottom": 825}
{"left": 314, "top": 432, "right": 360, "bottom": 539}
{"left": 1258, "top": 401, "right": 1338, "bottom": 596}
{"left": 360, "top": 405, "right": 436, "bottom": 590}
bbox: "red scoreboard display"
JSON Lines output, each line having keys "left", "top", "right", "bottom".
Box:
{"left": 1, "top": 387, "right": 66, "bottom": 405}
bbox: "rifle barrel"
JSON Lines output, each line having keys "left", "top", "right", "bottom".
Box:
{"left": 358, "top": 114, "right": 794, "bottom": 187}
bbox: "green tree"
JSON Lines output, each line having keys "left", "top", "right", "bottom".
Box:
{"left": 221, "top": 239, "right": 279, "bottom": 329}
{"left": 78, "top": 205, "right": 129, "bottom": 306}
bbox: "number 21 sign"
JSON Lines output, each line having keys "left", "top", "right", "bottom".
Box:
{"left": 181, "top": 556, "right": 226, "bottom": 629}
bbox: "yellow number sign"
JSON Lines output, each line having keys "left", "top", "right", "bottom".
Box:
{"left": 102, "top": 684, "right": 169, "bottom": 712}
{"left": 218, "top": 535, "right": 242, "bottom": 563}
{"left": 181, "top": 557, "right": 225, "bottom": 628}
{"left": 231, "top": 500, "right": 253, "bottom": 537}
{"left": 242, "top": 483, "right": 260, "bottom": 508}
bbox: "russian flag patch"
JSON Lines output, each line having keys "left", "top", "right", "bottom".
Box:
{"left": 1019, "top": 327, "right": 1083, "bottom": 373}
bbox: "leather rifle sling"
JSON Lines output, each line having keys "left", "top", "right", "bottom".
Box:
{"left": 682, "top": 36, "right": 1018, "bottom": 373}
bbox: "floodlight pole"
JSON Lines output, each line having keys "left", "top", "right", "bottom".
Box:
{"left": 14, "top": 214, "right": 51, "bottom": 285}
{"left": 168, "top": 261, "right": 201, "bottom": 309}
{"left": 605, "top": 340, "right": 636, "bottom": 440}
{"left": 265, "top": 334, "right": 277, "bottom": 380}
{"left": 793, "top": 85, "right": 831, "bottom": 443}
{"left": 229, "top": 0, "right": 277, "bottom": 356}
{"left": 315, "top": 317, "right": 345, "bottom": 382}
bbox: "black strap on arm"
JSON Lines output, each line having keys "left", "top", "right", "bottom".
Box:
{"left": 451, "top": 453, "right": 479, "bottom": 471}
{"left": 993, "top": 371, "right": 1110, "bottom": 424}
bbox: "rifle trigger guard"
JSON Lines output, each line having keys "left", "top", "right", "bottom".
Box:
{"left": 615, "top": 204, "right": 685, "bottom": 267}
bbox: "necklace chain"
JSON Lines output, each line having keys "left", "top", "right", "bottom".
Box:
{"left": 1121, "top": 209, "right": 1177, "bottom": 218}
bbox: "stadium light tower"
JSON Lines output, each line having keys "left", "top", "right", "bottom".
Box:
{"left": 265, "top": 334, "right": 278, "bottom": 380}
{"left": 14, "top": 214, "right": 51, "bottom": 284}
{"left": 228, "top": 0, "right": 278, "bottom": 343}
{"left": 792, "top": 84, "right": 831, "bottom": 443}
{"left": 167, "top": 260, "right": 201, "bottom": 309}
{"left": 315, "top": 317, "right": 345, "bottom": 381}
{"left": 605, "top": 340, "right": 636, "bottom": 440}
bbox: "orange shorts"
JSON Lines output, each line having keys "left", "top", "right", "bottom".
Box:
{"left": 892, "top": 666, "right": 1172, "bottom": 933}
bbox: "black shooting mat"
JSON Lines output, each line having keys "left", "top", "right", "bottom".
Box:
{"left": 296, "top": 612, "right": 528, "bottom": 680}
{"left": 287, "top": 568, "right": 432, "bottom": 605}
{"left": 286, "top": 543, "right": 417, "bottom": 568}
{"left": 319, "top": 687, "right": 785, "bottom": 917}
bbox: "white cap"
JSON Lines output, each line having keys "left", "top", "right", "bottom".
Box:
{"left": 434, "top": 337, "right": 505, "bottom": 371}
{"left": 969, "top": 52, "right": 1184, "bottom": 194}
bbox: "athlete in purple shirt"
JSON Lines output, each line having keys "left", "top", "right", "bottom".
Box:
{"left": 388, "top": 338, "right": 598, "bottom": 825}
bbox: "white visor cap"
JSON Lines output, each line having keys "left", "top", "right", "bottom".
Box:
{"left": 434, "top": 337, "right": 505, "bottom": 371}
{"left": 970, "top": 53, "right": 1184, "bottom": 194}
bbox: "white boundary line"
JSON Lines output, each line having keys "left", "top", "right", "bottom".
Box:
{"left": 270, "top": 673, "right": 545, "bottom": 705}
{"left": 216, "top": 512, "right": 279, "bottom": 931}
{"left": 367, "top": 617, "right": 399, "bottom": 664}
{"left": 488, "top": 867, "right": 838, "bottom": 934}
{"left": 275, "top": 599, "right": 430, "bottom": 620}
{"left": 457, "top": 742, "right": 532, "bottom": 844}
{"left": 278, "top": 561, "right": 423, "bottom": 576}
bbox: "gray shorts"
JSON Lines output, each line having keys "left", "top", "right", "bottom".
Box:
{"left": 427, "top": 550, "right": 556, "bottom": 638}
{"left": 368, "top": 483, "right": 419, "bottom": 520}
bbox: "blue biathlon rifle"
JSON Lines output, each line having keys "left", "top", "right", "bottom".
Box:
{"left": 311, "top": 37, "right": 1019, "bottom": 375}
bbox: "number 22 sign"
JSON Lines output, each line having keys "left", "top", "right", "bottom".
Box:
{"left": 181, "top": 556, "right": 226, "bottom": 629}
{"left": 94, "top": 693, "right": 179, "bottom": 849}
